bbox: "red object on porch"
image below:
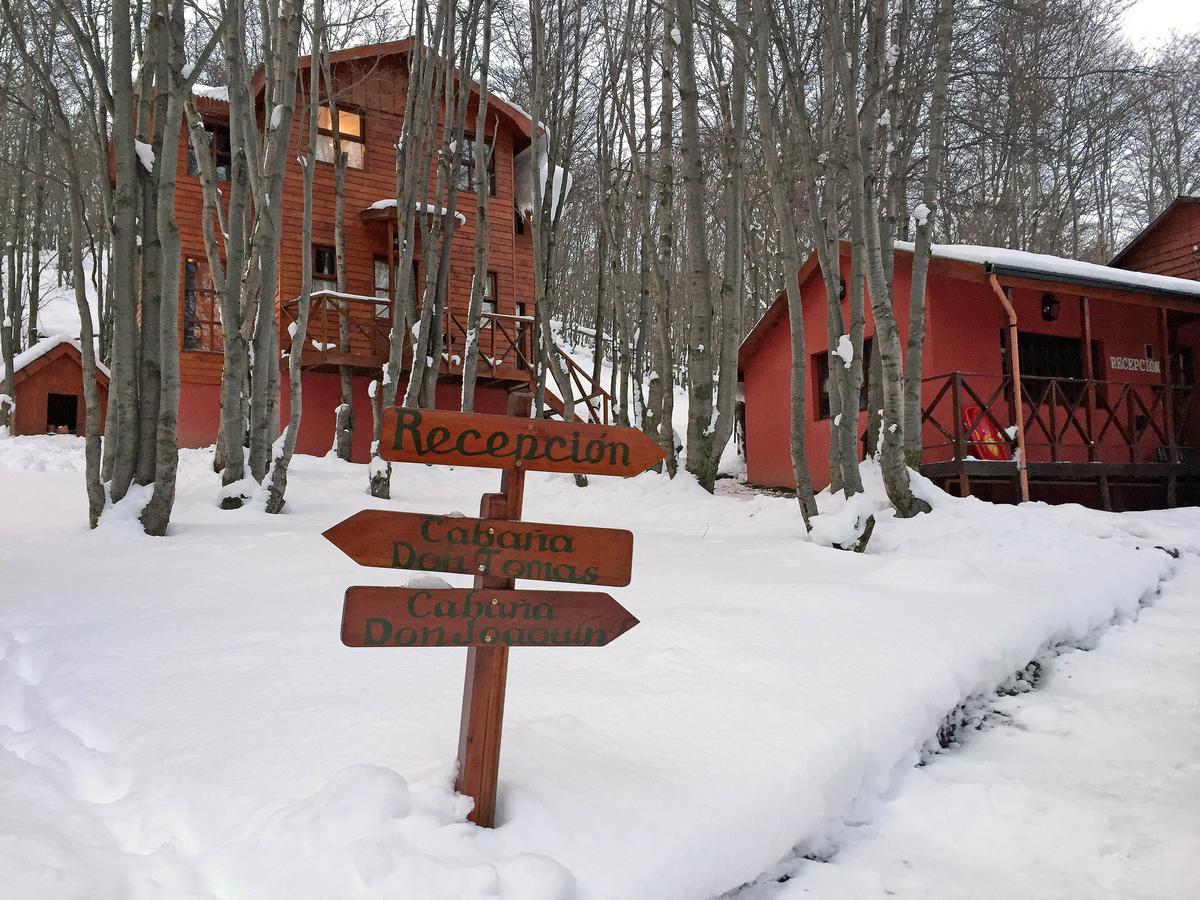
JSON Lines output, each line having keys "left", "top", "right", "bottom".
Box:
{"left": 962, "top": 404, "right": 1009, "bottom": 460}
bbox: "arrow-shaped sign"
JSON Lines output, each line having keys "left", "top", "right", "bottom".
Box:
{"left": 341, "top": 586, "right": 639, "bottom": 648}
{"left": 380, "top": 406, "right": 666, "bottom": 477}
{"left": 324, "top": 509, "right": 634, "bottom": 586}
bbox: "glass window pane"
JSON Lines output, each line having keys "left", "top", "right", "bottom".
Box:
{"left": 344, "top": 141, "right": 365, "bottom": 169}
{"left": 315, "top": 134, "right": 336, "bottom": 164}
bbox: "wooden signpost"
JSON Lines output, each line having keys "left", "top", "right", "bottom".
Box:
{"left": 325, "top": 394, "right": 664, "bottom": 827}
{"left": 324, "top": 509, "right": 635, "bottom": 586}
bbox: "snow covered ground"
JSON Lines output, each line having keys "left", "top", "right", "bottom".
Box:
{"left": 1, "top": 434, "right": 1197, "bottom": 898}
{"left": 733, "top": 540, "right": 1200, "bottom": 899}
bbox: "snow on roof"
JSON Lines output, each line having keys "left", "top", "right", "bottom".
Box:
{"left": 896, "top": 241, "right": 1200, "bottom": 300}
{"left": 0, "top": 334, "right": 110, "bottom": 381}
{"left": 367, "top": 199, "right": 468, "bottom": 225}
{"left": 192, "top": 83, "right": 229, "bottom": 102}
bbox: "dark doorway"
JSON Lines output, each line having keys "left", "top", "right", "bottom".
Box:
{"left": 46, "top": 393, "right": 78, "bottom": 433}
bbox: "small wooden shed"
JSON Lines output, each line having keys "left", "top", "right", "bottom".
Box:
{"left": 1, "top": 335, "right": 109, "bottom": 436}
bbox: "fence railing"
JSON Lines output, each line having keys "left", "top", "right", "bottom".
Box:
{"left": 920, "top": 371, "right": 1196, "bottom": 465}
{"left": 281, "top": 292, "right": 536, "bottom": 378}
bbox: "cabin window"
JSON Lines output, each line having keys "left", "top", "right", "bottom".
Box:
{"left": 373, "top": 257, "right": 392, "bottom": 320}
{"left": 46, "top": 393, "right": 78, "bottom": 434}
{"left": 312, "top": 245, "right": 337, "bottom": 292}
{"left": 183, "top": 258, "right": 223, "bottom": 352}
{"left": 455, "top": 136, "right": 496, "bottom": 196}
{"left": 316, "top": 106, "right": 365, "bottom": 169}
{"left": 814, "top": 337, "right": 872, "bottom": 420}
{"left": 478, "top": 270, "right": 497, "bottom": 314}
{"left": 187, "top": 123, "right": 231, "bottom": 181}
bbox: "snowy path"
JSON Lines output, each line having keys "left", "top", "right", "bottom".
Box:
{"left": 2, "top": 435, "right": 1197, "bottom": 899}
{"left": 736, "top": 556, "right": 1200, "bottom": 899}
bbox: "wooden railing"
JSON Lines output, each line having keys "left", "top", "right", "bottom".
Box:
{"left": 442, "top": 310, "right": 535, "bottom": 378}
{"left": 281, "top": 292, "right": 536, "bottom": 381}
{"left": 281, "top": 290, "right": 390, "bottom": 368}
{"left": 920, "top": 371, "right": 1196, "bottom": 465}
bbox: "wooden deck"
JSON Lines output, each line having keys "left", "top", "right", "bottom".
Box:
{"left": 919, "top": 371, "right": 1200, "bottom": 510}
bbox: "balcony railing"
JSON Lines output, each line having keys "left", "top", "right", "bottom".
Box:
{"left": 920, "top": 371, "right": 1196, "bottom": 466}
{"left": 280, "top": 291, "right": 535, "bottom": 379}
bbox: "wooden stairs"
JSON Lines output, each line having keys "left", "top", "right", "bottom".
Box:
{"left": 542, "top": 343, "right": 613, "bottom": 426}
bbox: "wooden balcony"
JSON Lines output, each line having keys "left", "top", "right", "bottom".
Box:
{"left": 919, "top": 371, "right": 1200, "bottom": 509}
{"left": 279, "top": 291, "right": 537, "bottom": 385}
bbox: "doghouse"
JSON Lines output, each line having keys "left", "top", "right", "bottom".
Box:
{"left": 1, "top": 335, "right": 109, "bottom": 436}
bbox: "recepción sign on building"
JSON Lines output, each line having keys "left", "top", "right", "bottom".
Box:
{"left": 1109, "top": 355, "right": 1161, "bottom": 374}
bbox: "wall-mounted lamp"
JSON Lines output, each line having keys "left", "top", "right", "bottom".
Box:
{"left": 1041, "top": 293, "right": 1061, "bottom": 322}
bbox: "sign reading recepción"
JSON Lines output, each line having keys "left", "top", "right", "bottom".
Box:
{"left": 1109, "top": 355, "right": 1161, "bottom": 374}
{"left": 380, "top": 407, "right": 666, "bottom": 477}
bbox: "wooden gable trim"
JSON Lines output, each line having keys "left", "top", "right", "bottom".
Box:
{"left": 1110, "top": 196, "right": 1200, "bottom": 268}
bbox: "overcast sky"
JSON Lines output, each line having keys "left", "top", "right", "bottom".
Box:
{"left": 1122, "top": 0, "right": 1200, "bottom": 48}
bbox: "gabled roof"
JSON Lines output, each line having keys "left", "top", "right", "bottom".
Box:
{"left": 738, "top": 239, "right": 1200, "bottom": 372}
{"left": 1, "top": 334, "right": 110, "bottom": 386}
{"left": 253, "top": 37, "right": 533, "bottom": 143}
{"left": 1110, "top": 196, "right": 1200, "bottom": 267}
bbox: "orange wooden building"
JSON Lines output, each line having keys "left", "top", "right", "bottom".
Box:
{"left": 1, "top": 335, "right": 109, "bottom": 436}
{"left": 1110, "top": 195, "right": 1200, "bottom": 280}
{"left": 738, "top": 239, "right": 1200, "bottom": 511}
{"left": 174, "top": 39, "right": 577, "bottom": 461}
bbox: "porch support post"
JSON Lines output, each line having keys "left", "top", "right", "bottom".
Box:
{"left": 1160, "top": 306, "right": 1176, "bottom": 461}
{"left": 989, "top": 274, "right": 1030, "bottom": 502}
{"left": 1081, "top": 296, "right": 1096, "bottom": 461}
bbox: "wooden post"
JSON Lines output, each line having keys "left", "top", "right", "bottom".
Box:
{"left": 989, "top": 275, "right": 1030, "bottom": 502}
{"left": 1081, "top": 297, "right": 1096, "bottom": 462}
{"left": 455, "top": 391, "right": 531, "bottom": 827}
{"left": 1161, "top": 306, "right": 1176, "bottom": 461}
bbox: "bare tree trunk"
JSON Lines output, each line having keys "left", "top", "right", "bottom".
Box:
{"left": 141, "top": 2, "right": 222, "bottom": 535}
{"left": 751, "top": 0, "right": 818, "bottom": 526}
{"left": 266, "top": 0, "right": 322, "bottom": 514}
{"left": 903, "top": 0, "right": 956, "bottom": 467}
{"left": 461, "top": 0, "right": 493, "bottom": 413}
{"left": 827, "top": 0, "right": 928, "bottom": 517}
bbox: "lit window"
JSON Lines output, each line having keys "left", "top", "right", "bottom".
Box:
{"left": 316, "top": 106, "right": 365, "bottom": 169}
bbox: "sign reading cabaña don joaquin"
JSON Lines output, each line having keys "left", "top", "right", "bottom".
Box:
{"left": 324, "top": 509, "right": 634, "bottom": 586}
{"left": 381, "top": 407, "right": 666, "bottom": 477}
{"left": 341, "top": 586, "right": 639, "bottom": 648}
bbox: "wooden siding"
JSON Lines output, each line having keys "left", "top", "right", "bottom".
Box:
{"left": 173, "top": 50, "right": 536, "bottom": 387}
{"left": 1113, "top": 199, "right": 1200, "bottom": 281}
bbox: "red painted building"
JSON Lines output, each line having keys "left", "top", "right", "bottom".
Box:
{"left": 1, "top": 336, "right": 109, "bottom": 436}
{"left": 738, "top": 241, "right": 1200, "bottom": 510}
{"left": 170, "top": 39, "right": 588, "bottom": 461}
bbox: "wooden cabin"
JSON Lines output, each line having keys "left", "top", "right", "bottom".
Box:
{"left": 1110, "top": 196, "right": 1200, "bottom": 280}
{"left": 738, "top": 242, "right": 1200, "bottom": 511}
{"left": 1, "top": 335, "right": 109, "bottom": 436}
{"left": 174, "top": 39, "right": 569, "bottom": 461}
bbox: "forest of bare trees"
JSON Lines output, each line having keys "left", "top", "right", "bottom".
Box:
{"left": 0, "top": 0, "right": 1196, "bottom": 539}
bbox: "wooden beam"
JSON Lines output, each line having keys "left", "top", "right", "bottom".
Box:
{"left": 994, "top": 274, "right": 1200, "bottom": 314}
{"left": 989, "top": 275, "right": 1030, "bottom": 503}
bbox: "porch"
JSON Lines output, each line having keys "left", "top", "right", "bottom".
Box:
{"left": 280, "top": 289, "right": 537, "bottom": 384}
{"left": 278, "top": 290, "right": 615, "bottom": 424}
{"left": 919, "top": 371, "right": 1200, "bottom": 510}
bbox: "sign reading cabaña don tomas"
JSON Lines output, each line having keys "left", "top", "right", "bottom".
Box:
{"left": 324, "top": 509, "right": 634, "bottom": 586}
{"left": 342, "top": 586, "right": 638, "bottom": 648}
{"left": 381, "top": 406, "right": 666, "bottom": 476}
